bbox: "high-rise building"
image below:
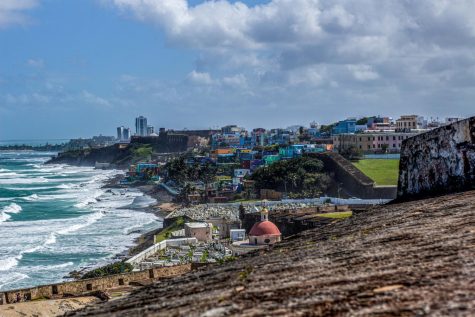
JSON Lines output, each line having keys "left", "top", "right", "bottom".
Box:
{"left": 135, "top": 116, "right": 148, "bottom": 136}
{"left": 147, "top": 125, "right": 155, "bottom": 136}
{"left": 117, "top": 126, "right": 131, "bottom": 141}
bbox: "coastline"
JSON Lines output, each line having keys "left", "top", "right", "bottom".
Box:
{"left": 100, "top": 174, "right": 179, "bottom": 258}
{"left": 67, "top": 172, "right": 179, "bottom": 281}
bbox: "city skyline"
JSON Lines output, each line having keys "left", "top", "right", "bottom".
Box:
{"left": 1, "top": 0, "right": 475, "bottom": 139}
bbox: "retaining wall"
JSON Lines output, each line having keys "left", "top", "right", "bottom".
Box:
{"left": 312, "top": 153, "right": 397, "bottom": 199}
{"left": 1, "top": 264, "right": 191, "bottom": 305}
{"left": 397, "top": 117, "right": 475, "bottom": 200}
{"left": 127, "top": 238, "right": 198, "bottom": 267}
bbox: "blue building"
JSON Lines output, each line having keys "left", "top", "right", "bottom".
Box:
{"left": 332, "top": 119, "right": 356, "bottom": 135}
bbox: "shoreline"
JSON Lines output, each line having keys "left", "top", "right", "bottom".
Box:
{"left": 99, "top": 174, "right": 179, "bottom": 258}
{"left": 67, "top": 171, "right": 179, "bottom": 281}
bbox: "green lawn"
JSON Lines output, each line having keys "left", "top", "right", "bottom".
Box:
{"left": 353, "top": 159, "right": 399, "bottom": 186}
{"left": 316, "top": 211, "right": 353, "bottom": 219}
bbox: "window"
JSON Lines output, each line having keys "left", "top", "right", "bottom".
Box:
{"left": 149, "top": 269, "right": 155, "bottom": 279}
{"left": 52, "top": 285, "right": 58, "bottom": 295}
{"left": 386, "top": 136, "right": 389, "bottom": 141}
{"left": 86, "top": 284, "right": 92, "bottom": 291}
{"left": 393, "top": 136, "right": 396, "bottom": 140}
{"left": 264, "top": 239, "right": 271, "bottom": 244}
{"left": 393, "top": 144, "right": 396, "bottom": 148}
{"left": 118, "top": 278, "right": 124, "bottom": 286}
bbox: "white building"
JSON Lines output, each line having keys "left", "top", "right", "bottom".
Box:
{"left": 184, "top": 222, "right": 213, "bottom": 242}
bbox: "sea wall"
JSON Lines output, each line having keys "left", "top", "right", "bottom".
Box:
{"left": 397, "top": 117, "right": 475, "bottom": 200}
{"left": 313, "top": 153, "right": 397, "bottom": 199}
{"left": 0, "top": 264, "right": 191, "bottom": 305}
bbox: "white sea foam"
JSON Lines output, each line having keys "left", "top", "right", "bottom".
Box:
{"left": 0, "top": 156, "right": 160, "bottom": 291}
{"left": 0, "top": 273, "right": 29, "bottom": 290}
{"left": 22, "top": 194, "right": 39, "bottom": 201}
{"left": 0, "top": 203, "right": 22, "bottom": 223}
{"left": 2, "top": 203, "right": 22, "bottom": 214}
{"left": 0, "top": 177, "right": 48, "bottom": 184}
{"left": 0, "top": 255, "right": 21, "bottom": 271}
{"left": 0, "top": 212, "right": 11, "bottom": 223}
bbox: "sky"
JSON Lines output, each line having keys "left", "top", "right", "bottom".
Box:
{"left": 0, "top": 0, "right": 475, "bottom": 140}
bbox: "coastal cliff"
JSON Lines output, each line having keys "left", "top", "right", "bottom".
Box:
{"left": 47, "top": 133, "right": 189, "bottom": 167}
{"left": 46, "top": 144, "right": 134, "bottom": 167}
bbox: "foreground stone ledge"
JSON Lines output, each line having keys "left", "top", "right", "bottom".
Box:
{"left": 67, "top": 190, "right": 475, "bottom": 316}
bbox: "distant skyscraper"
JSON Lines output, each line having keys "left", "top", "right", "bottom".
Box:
{"left": 135, "top": 116, "right": 148, "bottom": 136}
{"left": 116, "top": 126, "right": 130, "bottom": 140}
{"left": 123, "top": 128, "right": 130, "bottom": 140}
{"left": 147, "top": 125, "right": 155, "bottom": 136}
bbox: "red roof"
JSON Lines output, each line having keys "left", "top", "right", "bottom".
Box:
{"left": 249, "top": 221, "right": 281, "bottom": 236}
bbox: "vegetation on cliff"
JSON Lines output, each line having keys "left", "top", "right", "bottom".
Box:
{"left": 81, "top": 262, "right": 133, "bottom": 279}
{"left": 47, "top": 144, "right": 158, "bottom": 167}
{"left": 250, "top": 156, "right": 330, "bottom": 198}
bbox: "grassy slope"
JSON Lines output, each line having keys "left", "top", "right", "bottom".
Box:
{"left": 154, "top": 217, "right": 185, "bottom": 243}
{"left": 353, "top": 159, "right": 399, "bottom": 186}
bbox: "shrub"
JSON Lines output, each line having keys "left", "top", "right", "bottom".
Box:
{"left": 81, "top": 261, "right": 134, "bottom": 279}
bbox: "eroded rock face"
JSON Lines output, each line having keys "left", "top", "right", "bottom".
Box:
{"left": 398, "top": 117, "right": 475, "bottom": 199}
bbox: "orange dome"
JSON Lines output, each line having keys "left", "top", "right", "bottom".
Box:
{"left": 249, "top": 221, "right": 281, "bottom": 236}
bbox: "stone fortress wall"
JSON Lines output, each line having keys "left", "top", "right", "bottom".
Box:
{"left": 0, "top": 264, "right": 191, "bottom": 305}
{"left": 398, "top": 116, "right": 475, "bottom": 200}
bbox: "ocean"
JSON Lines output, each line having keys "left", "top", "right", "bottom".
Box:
{"left": 0, "top": 151, "right": 162, "bottom": 291}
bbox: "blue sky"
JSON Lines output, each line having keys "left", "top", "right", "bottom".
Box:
{"left": 0, "top": 0, "right": 474, "bottom": 139}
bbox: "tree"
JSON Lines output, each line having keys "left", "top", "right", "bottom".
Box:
{"left": 339, "top": 145, "right": 363, "bottom": 161}
{"left": 132, "top": 145, "right": 153, "bottom": 161}
{"left": 250, "top": 157, "right": 330, "bottom": 198}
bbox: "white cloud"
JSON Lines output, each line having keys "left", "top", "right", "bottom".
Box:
{"left": 27, "top": 58, "right": 44, "bottom": 68}
{"left": 82, "top": 90, "right": 111, "bottom": 107}
{"left": 0, "top": 0, "right": 38, "bottom": 28}
{"left": 186, "top": 70, "right": 215, "bottom": 85}
{"left": 86, "top": 1, "right": 475, "bottom": 124}
{"left": 347, "top": 64, "right": 380, "bottom": 81}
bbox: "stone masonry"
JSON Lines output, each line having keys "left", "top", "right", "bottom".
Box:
{"left": 398, "top": 116, "right": 475, "bottom": 200}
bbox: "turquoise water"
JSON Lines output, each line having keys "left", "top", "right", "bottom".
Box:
{"left": 0, "top": 151, "right": 162, "bottom": 291}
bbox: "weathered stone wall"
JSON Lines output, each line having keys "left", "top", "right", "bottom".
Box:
{"left": 1, "top": 264, "right": 191, "bottom": 305}
{"left": 398, "top": 117, "right": 475, "bottom": 200}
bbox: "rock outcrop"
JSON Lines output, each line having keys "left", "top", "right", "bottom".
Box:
{"left": 398, "top": 116, "right": 475, "bottom": 200}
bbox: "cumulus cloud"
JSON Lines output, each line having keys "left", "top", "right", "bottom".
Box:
{"left": 82, "top": 90, "right": 111, "bottom": 107}
{"left": 186, "top": 70, "right": 215, "bottom": 85}
{"left": 0, "top": 0, "right": 38, "bottom": 28}
{"left": 101, "top": 1, "right": 475, "bottom": 123}
{"left": 347, "top": 64, "right": 379, "bottom": 81}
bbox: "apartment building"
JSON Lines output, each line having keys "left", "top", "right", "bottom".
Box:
{"left": 333, "top": 131, "right": 419, "bottom": 153}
